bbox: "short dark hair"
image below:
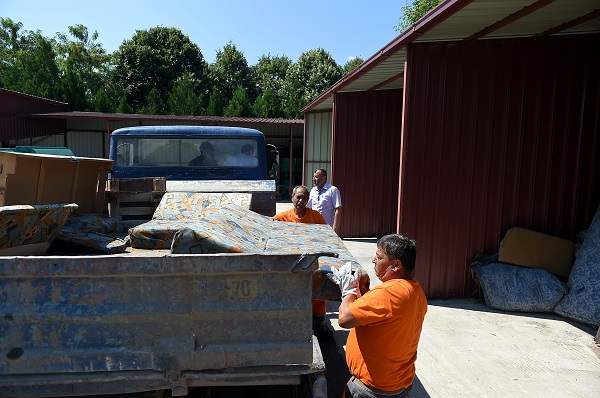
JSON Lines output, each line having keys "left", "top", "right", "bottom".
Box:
{"left": 315, "top": 168, "right": 327, "bottom": 178}
{"left": 200, "top": 141, "right": 214, "bottom": 150}
{"left": 377, "top": 234, "right": 417, "bottom": 272}
{"left": 241, "top": 144, "right": 254, "bottom": 154}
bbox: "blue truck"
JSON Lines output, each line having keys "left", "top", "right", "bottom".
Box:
{"left": 110, "top": 125, "right": 269, "bottom": 181}
{"left": 106, "top": 126, "right": 277, "bottom": 227}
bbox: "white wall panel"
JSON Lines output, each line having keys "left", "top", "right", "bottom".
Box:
{"left": 304, "top": 112, "right": 333, "bottom": 185}
{"left": 67, "top": 131, "right": 104, "bottom": 158}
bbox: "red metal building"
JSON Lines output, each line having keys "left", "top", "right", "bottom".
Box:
{"left": 0, "top": 88, "right": 69, "bottom": 143}
{"left": 303, "top": 0, "right": 600, "bottom": 298}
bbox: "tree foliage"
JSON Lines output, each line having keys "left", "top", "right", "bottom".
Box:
{"left": 395, "top": 0, "right": 443, "bottom": 32}
{"left": 252, "top": 54, "right": 291, "bottom": 117}
{"left": 18, "top": 35, "right": 61, "bottom": 99}
{"left": 93, "top": 87, "right": 113, "bottom": 113}
{"left": 168, "top": 72, "right": 204, "bottom": 116}
{"left": 116, "top": 94, "right": 132, "bottom": 114}
{"left": 342, "top": 57, "right": 364, "bottom": 75}
{"left": 206, "top": 85, "right": 224, "bottom": 117}
{"left": 253, "top": 87, "right": 279, "bottom": 118}
{"left": 0, "top": 18, "right": 61, "bottom": 99}
{"left": 1, "top": 19, "right": 363, "bottom": 119}
{"left": 223, "top": 85, "right": 252, "bottom": 117}
{"left": 142, "top": 88, "right": 166, "bottom": 115}
{"left": 112, "top": 27, "right": 206, "bottom": 112}
{"left": 55, "top": 24, "right": 110, "bottom": 110}
{"left": 208, "top": 42, "right": 253, "bottom": 115}
{"left": 0, "top": 17, "right": 25, "bottom": 88}
{"left": 280, "top": 48, "right": 342, "bottom": 118}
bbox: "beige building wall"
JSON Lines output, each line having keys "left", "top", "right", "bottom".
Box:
{"left": 304, "top": 111, "right": 333, "bottom": 185}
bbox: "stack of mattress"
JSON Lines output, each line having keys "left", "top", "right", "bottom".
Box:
{"left": 129, "top": 192, "right": 370, "bottom": 300}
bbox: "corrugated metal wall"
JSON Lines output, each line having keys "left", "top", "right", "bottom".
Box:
{"left": 304, "top": 112, "right": 334, "bottom": 180}
{"left": 331, "top": 89, "right": 404, "bottom": 238}
{"left": 0, "top": 90, "right": 68, "bottom": 141}
{"left": 67, "top": 131, "right": 105, "bottom": 158}
{"left": 8, "top": 135, "right": 65, "bottom": 147}
{"left": 401, "top": 34, "right": 600, "bottom": 299}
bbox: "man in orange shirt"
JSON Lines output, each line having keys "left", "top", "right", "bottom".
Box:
{"left": 274, "top": 185, "right": 331, "bottom": 338}
{"left": 274, "top": 185, "right": 327, "bottom": 224}
{"left": 335, "top": 234, "right": 427, "bottom": 397}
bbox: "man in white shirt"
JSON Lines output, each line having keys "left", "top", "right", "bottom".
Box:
{"left": 307, "top": 169, "right": 342, "bottom": 235}
{"left": 224, "top": 144, "right": 258, "bottom": 167}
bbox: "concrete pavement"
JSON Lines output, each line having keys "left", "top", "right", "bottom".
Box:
{"left": 274, "top": 202, "right": 600, "bottom": 397}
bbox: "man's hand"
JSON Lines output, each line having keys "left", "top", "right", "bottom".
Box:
{"left": 328, "top": 262, "right": 359, "bottom": 298}
{"left": 343, "top": 273, "right": 359, "bottom": 298}
{"left": 333, "top": 207, "right": 342, "bottom": 235}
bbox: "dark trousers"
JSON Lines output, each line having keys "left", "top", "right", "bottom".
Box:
{"left": 343, "top": 376, "right": 413, "bottom": 398}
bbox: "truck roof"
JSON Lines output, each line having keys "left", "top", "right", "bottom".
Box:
{"left": 111, "top": 125, "right": 264, "bottom": 138}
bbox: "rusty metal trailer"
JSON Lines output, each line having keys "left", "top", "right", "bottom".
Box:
{"left": 0, "top": 251, "right": 329, "bottom": 397}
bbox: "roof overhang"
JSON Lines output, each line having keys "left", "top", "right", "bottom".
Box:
{"left": 303, "top": 0, "right": 600, "bottom": 113}
{"left": 21, "top": 111, "right": 304, "bottom": 125}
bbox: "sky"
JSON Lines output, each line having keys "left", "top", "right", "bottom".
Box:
{"left": 2, "top": 0, "right": 409, "bottom": 66}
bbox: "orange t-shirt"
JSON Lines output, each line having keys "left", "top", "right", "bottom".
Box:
{"left": 346, "top": 278, "right": 427, "bottom": 391}
{"left": 273, "top": 208, "right": 327, "bottom": 225}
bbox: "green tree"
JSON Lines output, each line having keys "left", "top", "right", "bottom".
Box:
{"left": 0, "top": 17, "right": 24, "bottom": 88}
{"left": 395, "top": 0, "right": 443, "bottom": 32}
{"left": 93, "top": 87, "right": 114, "bottom": 113}
{"left": 168, "top": 72, "right": 203, "bottom": 115}
{"left": 342, "top": 57, "right": 364, "bottom": 75}
{"left": 223, "top": 85, "right": 252, "bottom": 117}
{"left": 208, "top": 42, "right": 253, "bottom": 110}
{"left": 280, "top": 48, "right": 342, "bottom": 119}
{"left": 0, "top": 18, "right": 60, "bottom": 99}
{"left": 252, "top": 54, "right": 291, "bottom": 117}
{"left": 116, "top": 94, "right": 132, "bottom": 114}
{"left": 55, "top": 24, "right": 111, "bottom": 110}
{"left": 60, "top": 60, "right": 87, "bottom": 109}
{"left": 112, "top": 27, "right": 207, "bottom": 112}
{"left": 253, "top": 87, "right": 278, "bottom": 118}
{"left": 142, "top": 87, "right": 166, "bottom": 115}
{"left": 13, "top": 33, "right": 60, "bottom": 99}
{"left": 206, "top": 85, "right": 224, "bottom": 116}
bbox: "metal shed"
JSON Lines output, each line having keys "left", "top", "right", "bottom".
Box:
{"left": 302, "top": 0, "right": 600, "bottom": 298}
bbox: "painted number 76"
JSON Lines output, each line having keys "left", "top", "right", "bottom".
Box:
{"left": 226, "top": 278, "right": 258, "bottom": 300}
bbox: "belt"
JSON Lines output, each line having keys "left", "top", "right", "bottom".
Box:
{"left": 350, "top": 376, "right": 405, "bottom": 396}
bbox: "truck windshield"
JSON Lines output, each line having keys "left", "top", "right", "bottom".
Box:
{"left": 115, "top": 137, "right": 259, "bottom": 168}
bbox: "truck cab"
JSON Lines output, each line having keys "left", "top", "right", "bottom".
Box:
{"left": 110, "top": 125, "right": 268, "bottom": 180}
{"left": 107, "top": 126, "right": 276, "bottom": 226}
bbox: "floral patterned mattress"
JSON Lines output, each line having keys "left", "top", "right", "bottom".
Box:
{"left": 554, "top": 204, "right": 600, "bottom": 327}
{"left": 56, "top": 213, "right": 129, "bottom": 254}
{"left": 0, "top": 204, "right": 78, "bottom": 255}
{"left": 129, "top": 193, "right": 370, "bottom": 300}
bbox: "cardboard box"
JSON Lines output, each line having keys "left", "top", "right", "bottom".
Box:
{"left": 0, "top": 151, "right": 112, "bottom": 214}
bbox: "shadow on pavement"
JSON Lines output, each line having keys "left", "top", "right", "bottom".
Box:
{"left": 428, "top": 298, "right": 597, "bottom": 335}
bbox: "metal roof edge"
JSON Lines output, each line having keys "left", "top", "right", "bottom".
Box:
{"left": 301, "top": 0, "right": 474, "bottom": 113}
{"left": 0, "top": 87, "right": 69, "bottom": 106}
{"left": 21, "top": 111, "right": 304, "bottom": 125}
